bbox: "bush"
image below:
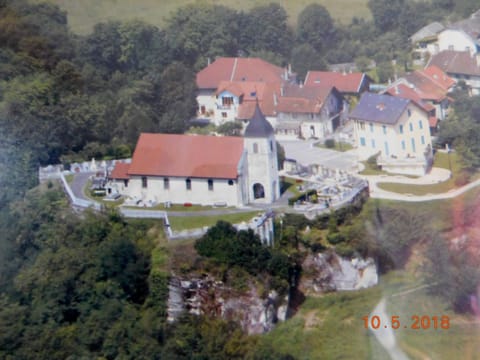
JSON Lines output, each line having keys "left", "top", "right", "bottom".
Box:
{"left": 310, "top": 242, "right": 326, "bottom": 253}
{"left": 327, "top": 232, "right": 346, "bottom": 245}
{"left": 367, "top": 152, "right": 380, "bottom": 169}
{"left": 288, "top": 189, "right": 317, "bottom": 206}
{"left": 335, "top": 243, "right": 355, "bottom": 258}
{"left": 324, "top": 138, "right": 335, "bottom": 148}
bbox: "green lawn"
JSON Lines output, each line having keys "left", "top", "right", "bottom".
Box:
{"left": 260, "top": 269, "right": 480, "bottom": 359}
{"left": 382, "top": 272, "right": 478, "bottom": 360}
{"left": 262, "top": 287, "right": 383, "bottom": 359}
{"left": 168, "top": 211, "right": 261, "bottom": 230}
{"left": 37, "top": 0, "right": 371, "bottom": 34}
{"left": 280, "top": 176, "right": 304, "bottom": 196}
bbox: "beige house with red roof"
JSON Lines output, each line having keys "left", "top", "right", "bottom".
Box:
{"left": 107, "top": 104, "right": 280, "bottom": 207}
{"left": 196, "top": 57, "right": 294, "bottom": 123}
{"left": 274, "top": 84, "right": 344, "bottom": 139}
{"left": 386, "top": 66, "right": 455, "bottom": 121}
{"left": 428, "top": 50, "right": 480, "bottom": 95}
{"left": 213, "top": 80, "right": 279, "bottom": 125}
{"left": 303, "top": 71, "right": 372, "bottom": 97}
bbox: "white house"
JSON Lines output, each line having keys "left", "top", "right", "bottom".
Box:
{"left": 274, "top": 84, "right": 344, "bottom": 140}
{"left": 107, "top": 104, "right": 280, "bottom": 207}
{"left": 350, "top": 93, "right": 433, "bottom": 176}
{"left": 410, "top": 21, "right": 444, "bottom": 60}
{"left": 196, "top": 57, "right": 294, "bottom": 121}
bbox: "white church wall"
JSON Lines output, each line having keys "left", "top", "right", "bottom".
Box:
{"left": 126, "top": 176, "right": 243, "bottom": 207}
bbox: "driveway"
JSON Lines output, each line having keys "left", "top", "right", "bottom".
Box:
{"left": 279, "top": 139, "right": 361, "bottom": 172}
{"left": 70, "top": 171, "right": 95, "bottom": 201}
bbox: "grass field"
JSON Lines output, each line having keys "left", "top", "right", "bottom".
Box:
{"left": 168, "top": 210, "right": 261, "bottom": 230}
{"left": 260, "top": 269, "right": 480, "bottom": 359}
{"left": 35, "top": 0, "right": 371, "bottom": 34}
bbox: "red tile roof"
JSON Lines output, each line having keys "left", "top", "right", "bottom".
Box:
{"left": 110, "top": 162, "right": 130, "bottom": 180}
{"left": 128, "top": 133, "right": 244, "bottom": 179}
{"left": 196, "top": 57, "right": 289, "bottom": 89}
{"left": 218, "top": 81, "right": 279, "bottom": 119}
{"left": 422, "top": 65, "right": 456, "bottom": 90}
{"left": 428, "top": 50, "right": 480, "bottom": 76}
{"left": 304, "top": 71, "right": 367, "bottom": 93}
{"left": 276, "top": 85, "right": 334, "bottom": 113}
{"left": 404, "top": 71, "right": 449, "bottom": 102}
{"left": 385, "top": 84, "right": 435, "bottom": 112}
{"left": 385, "top": 84, "right": 440, "bottom": 128}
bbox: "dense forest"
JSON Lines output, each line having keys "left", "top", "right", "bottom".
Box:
{"left": 1, "top": 0, "right": 480, "bottom": 358}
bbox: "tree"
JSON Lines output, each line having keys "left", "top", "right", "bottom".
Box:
{"left": 290, "top": 44, "right": 327, "bottom": 82}
{"left": 368, "top": 0, "right": 405, "bottom": 32}
{"left": 157, "top": 62, "right": 197, "bottom": 134}
{"left": 239, "top": 4, "right": 293, "bottom": 60}
{"left": 296, "top": 4, "right": 335, "bottom": 54}
{"left": 166, "top": 4, "right": 239, "bottom": 67}
{"left": 217, "top": 121, "right": 242, "bottom": 136}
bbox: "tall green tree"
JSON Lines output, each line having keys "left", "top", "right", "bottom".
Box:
{"left": 296, "top": 4, "right": 335, "bottom": 55}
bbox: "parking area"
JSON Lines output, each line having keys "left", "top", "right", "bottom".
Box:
{"left": 279, "top": 140, "right": 362, "bottom": 173}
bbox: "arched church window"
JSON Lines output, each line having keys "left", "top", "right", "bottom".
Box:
{"left": 253, "top": 183, "right": 265, "bottom": 199}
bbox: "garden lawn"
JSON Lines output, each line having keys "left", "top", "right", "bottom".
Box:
{"left": 168, "top": 211, "right": 260, "bottom": 230}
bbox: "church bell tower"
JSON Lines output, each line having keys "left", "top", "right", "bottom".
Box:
{"left": 243, "top": 102, "right": 280, "bottom": 204}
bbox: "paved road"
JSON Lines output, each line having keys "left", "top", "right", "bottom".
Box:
{"left": 70, "top": 172, "right": 95, "bottom": 201}
{"left": 279, "top": 140, "right": 361, "bottom": 172}
{"left": 363, "top": 168, "right": 480, "bottom": 202}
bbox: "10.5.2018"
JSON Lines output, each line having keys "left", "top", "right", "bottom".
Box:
{"left": 362, "top": 315, "right": 450, "bottom": 330}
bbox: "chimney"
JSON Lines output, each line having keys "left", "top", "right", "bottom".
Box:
{"left": 284, "top": 68, "right": 288, "bottom": 80}
{"left": 207, "top": 57, "right": 211, "bottom": 66}
{"left": 288, "top": 63, "right": 292, "bottom": 76}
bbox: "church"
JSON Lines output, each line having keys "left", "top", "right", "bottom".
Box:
{"left": 107, "top": 104, "right": 280, "bottom": 207}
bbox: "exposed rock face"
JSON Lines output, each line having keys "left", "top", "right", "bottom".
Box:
{"left": 167, "top": 274, "right": 289, "bottom": 335}
{"left": 300, "top": 252, "right": 378, "bottom": 293}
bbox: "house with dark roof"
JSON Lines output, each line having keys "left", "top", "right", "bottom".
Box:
{"left": 384, "top": 84, "right": 439, "bottom": 133}
{"left": 350, "top": 93, "right": 433, "bottom": 176}
{"left": 107, "top": 104, "right": 280, "bottom": 207}
{"left": 428, "top": 50, "right": 480, "bottom": 95}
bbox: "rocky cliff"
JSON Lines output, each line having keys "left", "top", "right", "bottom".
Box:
{"left": 167, "top": 274, "right": 289, "bottom": 335}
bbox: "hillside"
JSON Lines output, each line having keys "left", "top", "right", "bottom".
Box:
{"left": 31, "top": 0, "right": 371, "bottom": 34}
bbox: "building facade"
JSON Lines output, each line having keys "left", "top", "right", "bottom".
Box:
{"left": 107, "top": 105, "right": 280, "bottom": 207}
{"left": 351, "top": 93, "right": 433, "bottom": 176}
